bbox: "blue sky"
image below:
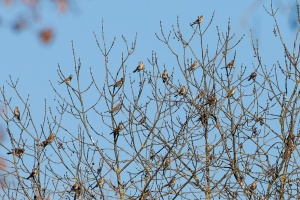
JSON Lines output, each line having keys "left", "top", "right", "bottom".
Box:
{"left": 0, "top": 0, "right": 298, "bottom": 198}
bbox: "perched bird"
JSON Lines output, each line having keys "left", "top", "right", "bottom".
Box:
{"left": 14, "top": 107, "right": 20, "bottom": 121}
{"left": 110, "top": 78, "right": 125, "bottom": 88}
{"left": 111, "top": 122, "right": 123, "bottom": 141}
{"left": 38, "top": 133, "right": 56, "bottom": 148}
{"left": 60, "top": 74, "right": 73, "bottom": 85}
{"left": 174, "top": 86, "right": 186, "bottom": 97}
{"left": 162, "top": 69, "right": 168, "bottom": 83}
{"left": 70, "top": 182, "right": 79, "bottom": 192}
{"left": 227, "top": 86, "right": 236, "bottom": 98}
{"left": 93, "top": 177, "right": 104, "bottom": 189}
{"left": 7, "top": 148, "right": 25, "bottom": 157}
{"left": 196, "top": 90, "right": 205, "bottom": 99}
{"left": 250, "top": 181, "right": 257, "bottom": 192}
{"left": 26, "top": 168, "right": 38, "bottom": 180}
{"left": 112, "top": 122, "right": 123, "bottom": 134}
{"left": 248, "top": 72, "right": 257, "bottom": 81}
{"left": 140, "top": 189, "right": 150, "bottom": 200}
{"left": 137, "top": 116, "right": 146, "bottom": 125}
{"left": 162, "top": 177, "right": 176, "bottom": 188}
{"left": 186, "top": 61, "right": 197, "bottom": 71}
{"left": 163, "top": 158, "right": 171, "bottom": 176}
{"left": 74, "top": 185, "right": 82, "bottom": 200}
{"left": 164, "top": 158, "right": 171, "bottom": 169}
{"left": 191, "top": 16, "right": 203, "bottom": 26}
{"left": 133, "top": 62, "right": 145, "bottom": 73}
{"left": 206, "top": 95, "right": 217, "bottom": 105}
{"left": 223, "top": 60, "right": 234, "bottom": 69}
{"left": 109, "top": 104, "right": 122, "bottom": 114}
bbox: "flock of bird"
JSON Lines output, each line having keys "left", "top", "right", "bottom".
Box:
{"left": 7, "top": 15, "right": 258, "bottom": 199}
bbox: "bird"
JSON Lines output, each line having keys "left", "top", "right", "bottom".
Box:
{"left": 248, "top": 72, "right": 257, "bottom": 81}
{"left": 92, "top": 177, "right": 104, "bottom": 189}
{"left": 163, "top": 158, "right": 171, "bottom": 176}
{"left": 164, "top": 158, "right": 171, "bottom": 169}
{"left": 162, "top": 177, "right": 176, "bottom": 188}
{"left": 140, "top": 189, "right": 150, "bottom": 200}
{"left": 7, "top": 148, "right": 25, "bottom": 157}
{"left": 14, "top": 107, "right": 20, "bottom": 121}
{"left": 223, "top": 60, "right": 234, "bottom": 69}
{"left": 74, "top": 185, "right": 82, "bottom": 200}
{"left": 250, "top": 181, "right": 257, "bottom": 192}
{"left": 174, "top": 86, "right": 186, "bottom": 97}
{"left": 196, "top": 90, "right": 205, "bottom": 99}
{"left": 162, "top": 69, "right": 168, "bottom": 83}
{"left": 137, "top": 116, "right": 146, "bottom": 125}
{"left": 60, "top": 74, "right": 73, "bottom": 85}
{"left": 70, "top": 182, "right": 79, "bottom": 192}
{"left": 109, "top": 104, "right": 122, "bottom": 114}
{"left": 111, "top": 122, "right": 123, "bottom": 141}
{"left": 39, "top": 133, "right": 56, "bottom": 148}
{"left": 186, "top": 61, "right": 197, "bottom": 71}
{"left": 133, "top": 62, "right": 145, "bottom": 73}
{"left": 112, "top": 122, "right": 123, "bottom": 134}
{"left": 206, "top": 94, "right": 217, "bottom": 105}
{"left": 26, "top": 168, "right": 38, "bottom": 180}
{"left": 110, "top": 78, "right": 125, "bottom": 88}
{"left": 191, "top": 16, "right": 203, "bottom": 26}
{"left": 227, "top": 86, "right": 236, "bottom": 98}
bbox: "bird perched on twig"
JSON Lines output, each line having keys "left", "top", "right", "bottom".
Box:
{"left": 92, "top": 177, "right": 104, "bottom": 189}
{"left": 110, "top": 78, "right": 125, "bottom": 88}
{"left": 196, "top": 90, "right": 205, "bottom": 99}
{"left": 137, "top": 116, "right": 146, "bottom": 125}
{"left": 222, "top": 60, "right": 234, "bottom": 69}
{"left": 7, "top": 148, "right": 25, "bottom": 157}
{"left": 162, "top": 69, "right": 168, "bottom": 83}
{"left": 249, "top": 181, "right": 257, "bottom": 192}
{"left": 190, "top": 16, "right": 203, "bottom": 26}
{"left": 186, "top": 61, "right": 197, "bottom": 71}
{"left": 26, "top": 168, "right": 38, "bottom": 180}
{"left": 38, "top": 132, "right": 56, "bottom": 148}
{"left": 163, "top": 158, "right": 171, "bottom": 176}
{"left": 133, "top": 62, "right": 145, "bottom": 73}
{"left": 162, "top": 177, "right": 176, "bottom": 188}
{"left": 14, "top": 106, "right": 20, "bottom": 121}
{"left": 70, "top": 182, "right": 79, "bottom": 192}
{"left": 248, "top": 72, "right": 257, "bottom": 81}
{"left": 227, "top": 86, "right": 236, "bottom": 98}
{"left": 111, "top": 122, "right": 123, "bottom": 141}
{"left": 205, "top": 94, "right": 217, "bottom": 106}
{"left": 60, "top": 74, "right": 73, "bottom": 85}
{"left": 109, "top": 104, "right": 122, "bottom": 114}
{"left": 174, "top": 86, "right": 186, "bottom": 97}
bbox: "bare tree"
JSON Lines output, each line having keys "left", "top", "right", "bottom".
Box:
{"left": 1, "top": 1, "right": 300, "bottom": 199}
